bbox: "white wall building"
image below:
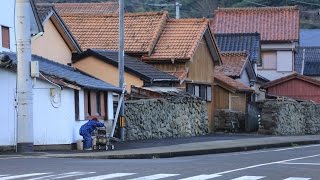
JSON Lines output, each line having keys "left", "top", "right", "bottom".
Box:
{"left": 0, "top": 0, "right": 43, "bottom": 53}
{"left": 0, "top": 52, "right": 121, "bottom": 150}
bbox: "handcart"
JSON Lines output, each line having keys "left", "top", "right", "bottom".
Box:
{"left": 92, "top": 127, "right": 116, "bottom": 151}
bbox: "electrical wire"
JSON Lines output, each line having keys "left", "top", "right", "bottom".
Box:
{"left": 290, "top": 0, "right": 320, "bottom": 7}
{"left": 39, "top": 72, "right": 62, "bottom": 108}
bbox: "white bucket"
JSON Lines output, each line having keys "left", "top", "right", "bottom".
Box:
{"left": 76, "top": 140, "right": 83, "bottom": 150}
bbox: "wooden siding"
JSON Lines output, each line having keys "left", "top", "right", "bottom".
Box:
{"left": 214, "top": 85, "right": 229, "bottom": 110}
{"left": 152, "top": 62, "right": 186, "bottom": 72}
{"left": 188, "top": 38, "right": 214, "bottom": 83}
{"left": 214, "top": 85, "right": 247, "bottom": 113}
{"left": 267, "top": 78, "right": 320, "bottom": 103}
{"left": 230, "top": 93, "right": 246, "bottom": 112}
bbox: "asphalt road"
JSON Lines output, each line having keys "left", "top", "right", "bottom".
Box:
{"left": 0, "top": 144, "right": 319, "bottom": 180}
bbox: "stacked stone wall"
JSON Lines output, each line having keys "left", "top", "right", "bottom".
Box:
{"left": 124, "top": 97, "right": 208, "bottom": 141}
{"left": 259, "top": 100, "right": 320, "bottom": 135}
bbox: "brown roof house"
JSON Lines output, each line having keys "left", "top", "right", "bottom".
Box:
{"left": 214, "top": 52, "right": 255, "bottom": 112}
{"left": 262, "top": 73, "right": 320, "bottom": 103}
{"left": 211, "top": 6, "right": 300, "bottom": 81}
{"left": 58, "top": 11, "right": 222, "bottom": 131}
{"left": 33, "top": 3, "right": 81, "bottom": 64}
{"left": 141, "top": 18, "right": 222, "bottom": 131}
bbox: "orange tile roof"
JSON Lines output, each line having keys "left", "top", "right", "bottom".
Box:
{"left": 215, "top": 52, "right": 248, "bottom": 77}
{"left": 142, "top": 18, "right": 210, "bottom": 61}
{"left": 54, "top": 2, "right": 119, "bottom": 15}
{"left": 211, "top": 6, "right": 299, "bottom": 42}
{"left": 214, "top": 71, "right": 253, "bottom": 93}
{"left": 60, "top": 11, "right": 168, "bottom": 53}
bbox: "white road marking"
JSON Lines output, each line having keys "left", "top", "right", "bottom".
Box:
{"left": 283, "top": 178, "right": 311, "bottom": 180}
{"left": 216, "top": 144, "right": 320, "bottom": 157}
{"left": 179, "top": 174, "right": 221, "bottom": 180}
{"left": 230, "top": 176, "right": 265, "bottom": 180}
{"left": 0, "top": 156, "right": 48, "bottom": 160}
{"left": 51, "top": 172, "right": 95, "bottom": 179}
{"left": 212, "top": 154, "right": 320, "bottom": 176}
{"left": 76, "top": 173, "right": 136, "bottom": 180}
{"left": 280, "top": 162, "right": 320, "bottom": 166}
{"left": 128, "top": 174, "right": 180, "bottom": 180}
{"left": 28, "top": 172, "right": 94, "bottom": 180}
{"left": 0, "top": 173, "right": 49, "bottom": 180}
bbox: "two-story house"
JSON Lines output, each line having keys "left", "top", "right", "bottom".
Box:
{"left": 211, "top": 6, "right": 300, "bottom": 81}
{"left": 58, "top": 11, "right": 222, "bottom": 131}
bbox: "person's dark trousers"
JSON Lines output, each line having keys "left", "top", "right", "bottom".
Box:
{"left": 81, "top": 132, "right": 92, "bottom": 150}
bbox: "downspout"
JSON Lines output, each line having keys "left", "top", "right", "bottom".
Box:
{"left": 301, "top": 48, "right": 305, "bottom": 75}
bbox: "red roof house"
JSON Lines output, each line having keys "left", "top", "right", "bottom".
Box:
{"left": 211, "top": 6, "right": 300, "bottom": 82}
{"left": 262, "top": 73, "right": 320, "bottom": 103}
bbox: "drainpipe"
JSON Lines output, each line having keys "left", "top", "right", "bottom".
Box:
{"left": 16, "top": 0, "right": 34, "bottom": 152}
{"left": 301, "top": 48, "right": 305, "bottom": 75}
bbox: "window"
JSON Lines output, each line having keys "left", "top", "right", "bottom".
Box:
{"left": 84, "top": 90, "right": 108, "bottom": 119}
{"left": 96, "top": 91, "right": 101, "bottom": 115}
{"left": 261, "top": 51, "right": 277, "bottom": 70}
{"left": 74, "top": 90, "right": 79, "bottom": 120}
{"left": 186, "top": 83, "right": 212, "bottom": 102}
{"left": 1, "top": 26, "right": 9, "bottom": 49}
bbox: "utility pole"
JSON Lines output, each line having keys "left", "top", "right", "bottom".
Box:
{"left": 16, "top": 0, "right": 34, "bottom": 152}
{"left": 175, "top": 1, "right": 181, "bottom": 19}
{"left": 118, "top": 0, "right": 125, "bottom": 141}
{"left": 148, "top": 1, "right": 181, "bottom": 19}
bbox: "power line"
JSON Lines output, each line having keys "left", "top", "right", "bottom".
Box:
{"left": 290, "top": 0, "right": 320, "bottom": 7}
{"left": 244, "top": 0, "right": 268, "bottom": 7}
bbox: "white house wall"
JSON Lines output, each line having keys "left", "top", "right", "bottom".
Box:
{"left": 0, "top": 69, "right": 90, "bottom": 146}
{"left": 0, "top": 69, "right": 17, "bottom": 145}
{"left": 258, "top": 43, "right": 296, "bottom": 81}
{"left": 0, "top": 0, "right": 16, "bottom": 52}
{"left": 238, "top": 71, "right": 250, "bottom": 88}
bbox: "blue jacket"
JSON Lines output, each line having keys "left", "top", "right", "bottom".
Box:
{"left": 79, "top": 120, "right": 104, "bottom": 135}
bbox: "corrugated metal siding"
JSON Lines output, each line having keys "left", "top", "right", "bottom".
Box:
{"left": 267, "top": 78, "right": 320, "bottom": 102}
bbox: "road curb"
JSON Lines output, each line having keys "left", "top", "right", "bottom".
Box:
{"left": 57, "top": 140, "right": 320, "bottom": 159}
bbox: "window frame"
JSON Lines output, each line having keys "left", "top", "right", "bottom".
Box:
{"left": 261, "top": 51, "right": 277, "bottom": 70}
{"left": 84, "top": 90, "right": 108, "bottom": 120}
{"left": 186, "top": 83, "right": 212, "bottom": 102}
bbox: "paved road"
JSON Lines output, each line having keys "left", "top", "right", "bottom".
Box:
{"left": 0, "top": 144, "right": 319, "bottom": 179}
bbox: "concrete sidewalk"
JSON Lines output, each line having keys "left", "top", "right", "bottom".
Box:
{"left": 41, "top": 134, "right": 320, "bottom": 159}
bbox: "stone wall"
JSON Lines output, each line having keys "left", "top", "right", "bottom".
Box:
{"left": 258, "top": 100, "right": 320, "bottom": 135}
{"left": 124, "top": 97, "right": 208, "bottom": 141}
{"left": 214, "top": 110, "right": 245, "bottom": 132}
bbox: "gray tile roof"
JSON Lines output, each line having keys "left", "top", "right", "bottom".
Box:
{"left": 73, "top": 49, "right": 179, "bottom": 84}
{"left": 2, "top": 52, "right": 122, "bottom": 92}
{"left": 300, "top": 29, "right": 320, "bottom": 47}
{"left": 215, "top": 33, "right": 261, "bottom": 63}
{"left": 35, "top": 3, "right": 54, "bottom": 23}
{"left": 295, "top": 47, "right": 320, "bottom": 76}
